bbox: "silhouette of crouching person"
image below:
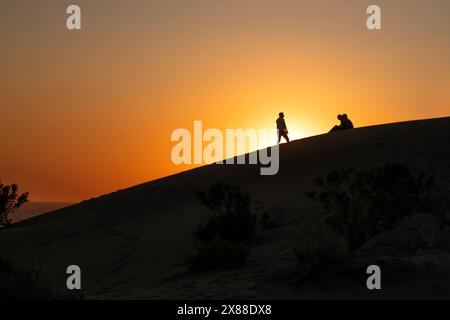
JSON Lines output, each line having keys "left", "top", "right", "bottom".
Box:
{"left": 330, "top": 114, "right": 354, "bottom": 133}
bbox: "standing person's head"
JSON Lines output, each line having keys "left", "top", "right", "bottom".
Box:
{"left": 279, "top": 112, "right": 284, "bottom": 118}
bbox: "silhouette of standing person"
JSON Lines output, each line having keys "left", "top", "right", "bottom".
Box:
{"left": 276, "top": 112, "right": 290, "bottom": 144}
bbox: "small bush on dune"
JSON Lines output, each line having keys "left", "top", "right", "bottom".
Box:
{"left": 190, "top": 183, "right": 256, "bottom": 270}
{"left": 294, "top": 222, "right": 350, "bottom": 272}
{"left": 195, "top": 183, "right": 256, "bottom": 245}
{"left": 305, "top": 163, "right": 436, "bottom": 251}
{"left": 194, "top": 211, "right": 256, "bottom": 245}
{"left": 0, "top": 259, "right": 83, "bottom": 300}
{"left": 293, "top": 222, "right": 356, "bottom": 287}
{"left": 259, "top": 211, "right": 275, "bottom": 231}
{"left": 0, "top": 259, "right": 53, "bottom": 300}
{"left": 259, "top": 207, "right": 286, "bottom": 231}
{"left": 189, "top": 239, "right": 249, "bottom": 270}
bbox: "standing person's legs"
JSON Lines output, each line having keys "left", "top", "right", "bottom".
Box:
{"left": 280, "top": 130, "right": 289, "bottom": 143}
{"left": 277, "top": 130, "right": 282, "bottom": 144}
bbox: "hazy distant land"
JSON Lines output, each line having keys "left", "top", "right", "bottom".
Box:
{"left": 12, "top": 202, "right": 72, "bottom": 223}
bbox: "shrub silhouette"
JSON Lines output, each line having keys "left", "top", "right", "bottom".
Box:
{"left": 260, "top": 211, "right": 275, "bottom": 230}
{"left": 294, "top": 222, "right": 350, "bottom": 279}
{"left": 188, "top": 239, "right": 249, "bottom": 270}
{"left": 0, "top": 181, "right": 29, "bottom": 226}
{"left": 259, "top": 207, "right": 286, "bottom": 230}
{"left": 305, "top": 163, "right": 435, "bottom": 251}
{"left": 295, "top": 223, "right": 349, "bottom": 268}
{"left": 189, "top": 183, "right": 256, "bottom": 270}
{"left": 195, "top": 182, "right": 256, "bottom": 245}
{"left": 0, "top": 259, "right": 53, "bottom": 300}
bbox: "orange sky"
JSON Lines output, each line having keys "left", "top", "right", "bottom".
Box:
{"left": 1, "top": 0, "right": 449, "bottom": 202}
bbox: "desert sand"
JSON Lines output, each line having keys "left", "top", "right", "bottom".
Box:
{"left": 1, "top": 117, "right": 450, "bottom": 299}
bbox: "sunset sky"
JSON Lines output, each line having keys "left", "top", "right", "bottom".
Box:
{"left": 1, "top": 0, "right": 449, "bottom": 202}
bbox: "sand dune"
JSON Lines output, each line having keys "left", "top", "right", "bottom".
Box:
{"left": 1, "top": 117, "right": 450, "bottom": 299}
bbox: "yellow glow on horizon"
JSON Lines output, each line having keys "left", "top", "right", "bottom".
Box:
{"left": 288, "top": 125, "right": 313, "bottom": 142}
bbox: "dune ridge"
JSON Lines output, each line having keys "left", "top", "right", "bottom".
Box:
{"left": 1, "top": 116, "right": 450, "bottom": 299}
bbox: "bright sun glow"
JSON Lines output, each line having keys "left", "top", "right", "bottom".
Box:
{"left": 288, "top": 125, "right": 310, "bottom": 141}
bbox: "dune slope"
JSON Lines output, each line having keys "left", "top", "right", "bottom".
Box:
{"left": 1, "top": 117, "right": 450, "bottom": 299}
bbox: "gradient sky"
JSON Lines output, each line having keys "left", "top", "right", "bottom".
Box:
{"left": 1, "top": 0, "right": 449, "bottom": 202}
